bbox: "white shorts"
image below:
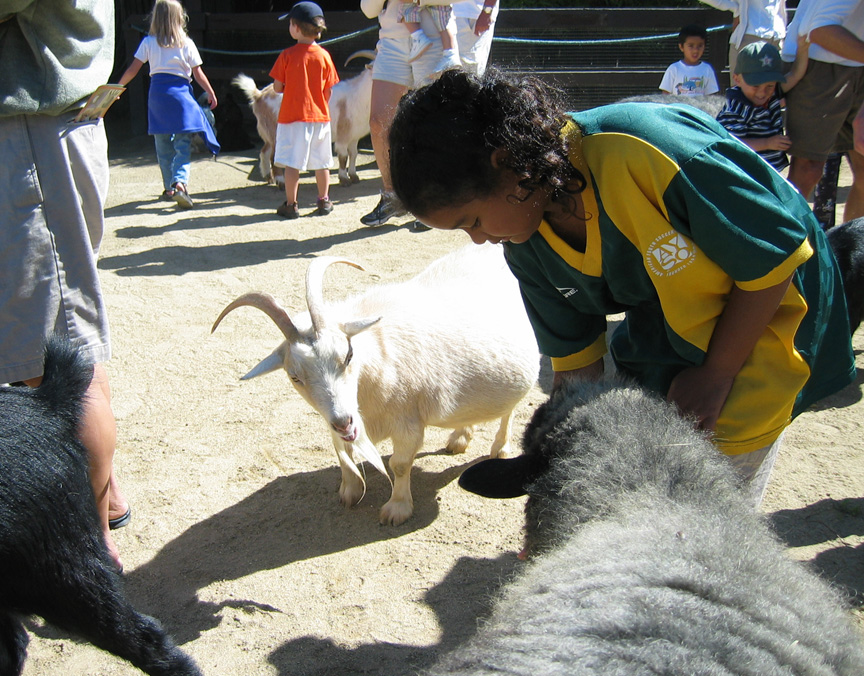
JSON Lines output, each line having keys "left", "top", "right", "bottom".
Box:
{"left": 455, "top": 16, "right": 495, "bottom": 76}
{"left": 274, "top": 121, "right": 333, "bottom": 171}
{"left": 372, "top": 33, "right": 442, "bottom": 88}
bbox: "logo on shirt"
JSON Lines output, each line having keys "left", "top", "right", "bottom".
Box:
{"left": 556, "top": 287, "right": 578, "bottom": 298}
{"left": 646, "top": 230, "right": 696, "bottom": 277}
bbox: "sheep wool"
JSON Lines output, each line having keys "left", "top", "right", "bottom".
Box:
{"left": 434, "top": 380, "right": 864, "bottom": 676}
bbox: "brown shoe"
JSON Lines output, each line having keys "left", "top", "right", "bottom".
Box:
{"left": 317, "top": 196, "right": 333, "bottom": 216}
{"left": 277, "top": 201, "right": 299, "bottom": 219}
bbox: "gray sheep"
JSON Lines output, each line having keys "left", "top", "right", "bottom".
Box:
{"left": 431, "top": 380, "right": 864, "bottom": 675}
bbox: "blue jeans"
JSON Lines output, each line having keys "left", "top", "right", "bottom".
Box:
{"left": 153, "top": 132, "right": 192, "bottom": 190}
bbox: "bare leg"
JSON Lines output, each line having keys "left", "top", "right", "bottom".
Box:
{"left": 845, "top": 149, "right": 864, "bottom": 222}
{"left": 314, "top": 168, "right": 330, "bottom": 200}
{"left": 788, "top": 155, "right": 827, "bottom": 202}
{"left": 283, "top": 166, "right": 300, "bottom": 205}
{"left": 369, "top": 79, "right": 408, "bottom": 193}
{"left": 78, "top": 364, "right": 126, "bottom": 570}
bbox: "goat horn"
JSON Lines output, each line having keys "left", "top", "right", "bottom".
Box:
{"left": 305, "top": 257, "right": 366, "bottom": 334}
{"left": 344, "top": 49, "right": 376, "bottom": 67}
{"left": 211, "top": 292, "right": 298, "bottom": 342}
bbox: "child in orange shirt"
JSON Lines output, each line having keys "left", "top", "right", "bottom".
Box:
{"left": 270, "top": 1, "right": 339, "bottom": 218}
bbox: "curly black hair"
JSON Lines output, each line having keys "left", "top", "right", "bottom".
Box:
{"left": 388, "top": 67, "right": 585, "bottom": 218}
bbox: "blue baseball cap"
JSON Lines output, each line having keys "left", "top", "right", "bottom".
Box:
{"left": 736, "top": 42, "right": 786, "bottom": 86}
{"left": 279, "top": 2, "right": 324, "bottom": 23}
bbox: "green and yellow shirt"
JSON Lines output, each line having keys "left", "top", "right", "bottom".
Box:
{"left": 505, "top": 103, "right": 854, "bottom": 455}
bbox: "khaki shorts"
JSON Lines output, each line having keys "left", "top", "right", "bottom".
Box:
{"left": 0, "top": 113, "right": 111, "bottom": 383}
{"left": 786, "top": 60, "right": 864, "bottom": 162}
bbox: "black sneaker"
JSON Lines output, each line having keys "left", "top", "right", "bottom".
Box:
{"left": 277, "top": 201, "right": 300, "bottom": 219}
{"left": 360, "top": 194, "right": 407, "bottom": 227}
{"left": 317, "top": 196, "right": 333, "bottom": 215}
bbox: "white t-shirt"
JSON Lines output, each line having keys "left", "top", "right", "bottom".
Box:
{"left": 659, "top": 61, "right": 720, "bottom": 96}
{"left": 699, "top": 0, "right": 786, "bottom": 47}
{"left": 133, "top": 35, "right": 203, "bottom": 81}
{"left": 782, "top": 0, "right": 864, "bottom": 66}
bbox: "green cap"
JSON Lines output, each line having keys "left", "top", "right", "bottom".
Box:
{"left": 735, "top": 41, "right": 786, "bottom": 86}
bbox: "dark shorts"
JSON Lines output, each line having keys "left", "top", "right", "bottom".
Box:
{"left": 786, "top": 59, "right": 864, "bottom": 161}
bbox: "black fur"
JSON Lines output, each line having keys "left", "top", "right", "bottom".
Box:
{"left": 827, "top": 217, "right": 864, "bottom": 336}
{"left": 0, "top": 337, "right": 201, "bottom": 676}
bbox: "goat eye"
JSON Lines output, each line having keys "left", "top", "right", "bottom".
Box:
{"left": 344, "top": 344, "right": 353, "bottom": 367}
{"left": 289, "top": 374, "right": 303, "bottom": 385}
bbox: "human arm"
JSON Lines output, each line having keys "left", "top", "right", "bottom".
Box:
{"left": 809, "top": 24, "right": 864, "bottom": 64}
{"left": 738, "top": 135, "right": 791, "bottom": 153}
{"left": 117, "top": 58, "right": 144, "bottom": 86}
{"left": 666, "top": 276, "right": 792, "bottom": 431}
{"left": 782, "top": 34, "right": 810, "bottom": 92}
{"left": 360, "top": 0, "right": 386, "bottom": 20}
{"left": 474, "top": 1, "right": 497, "bottom": 37}
{"left": 192, "top": 65, "right": 217, "bottom": 109}
{"left": 273, "top": 79, "right": 285, "bottom": 94}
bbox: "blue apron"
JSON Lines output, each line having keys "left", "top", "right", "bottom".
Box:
{"left": 148, "top": 73, "right": 220, "bottom": 155}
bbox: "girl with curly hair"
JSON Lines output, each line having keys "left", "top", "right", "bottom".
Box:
{"left": 389, "top": 68, "right": 855, "bottom": 505}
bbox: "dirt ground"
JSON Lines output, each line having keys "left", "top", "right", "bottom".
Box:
{"left": 20, "top": 135, "right": 864, "bottom": 675}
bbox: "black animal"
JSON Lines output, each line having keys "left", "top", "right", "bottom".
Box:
{"left": 827, "top": 217, "right": 864, "bottom": 336}
{"left": 0, "top": 338, "right": 201, "bottom": 675}
{"left": 435, "top": 380, "right": 864, "bottom": 675}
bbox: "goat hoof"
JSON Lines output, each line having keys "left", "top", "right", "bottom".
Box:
{"left": 339, "top": 177, "right": 351, "bottom": 188}
{"left": 379, "top": 500, "right": 413, "bottom": 526}
{"left": 350, "top": 174, "right": 360, "bottom": 184}
{"left": 339, "top": 483, "right": 364, "bottom": 508}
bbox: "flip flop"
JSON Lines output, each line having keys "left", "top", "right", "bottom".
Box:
{"left": 108, "top": 506, "right": 132, "bottom": 530}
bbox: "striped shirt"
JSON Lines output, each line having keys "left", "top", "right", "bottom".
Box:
{"left": 716, "top": 86, "right": 787, "bottom": 171}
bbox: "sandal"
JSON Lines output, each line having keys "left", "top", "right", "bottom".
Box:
{"left": 160, "top": 189, "right": 175, "bottom": 201}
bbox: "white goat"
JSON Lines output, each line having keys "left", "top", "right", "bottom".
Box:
{"left": 211, "top": 244, "right": 540, "bottom": 526}
{"left": 232, "top": 50, "right": 374, "bottom": 187}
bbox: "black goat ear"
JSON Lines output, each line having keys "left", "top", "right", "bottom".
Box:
{"left": 458, "top": 456, "right": 536, "bottom": 499}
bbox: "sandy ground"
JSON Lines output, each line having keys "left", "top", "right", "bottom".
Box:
{"left": 19, "top": 136, "right": 864, "bottom": 676}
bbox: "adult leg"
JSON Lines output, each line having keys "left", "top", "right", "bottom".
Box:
{"left": 77, "top": 363, "right": 126, "bottom": 569}
{"left": 788, "top": 156, "right": 827, "bottom": 201}
{"left": 845, "top": 149, "right": 864, "bottom": 222}
{"left": 361, "top": 79, "right": 411, "bottom": 226}
{"left": 370, "top": 79, "right": 408, "bottom": 193}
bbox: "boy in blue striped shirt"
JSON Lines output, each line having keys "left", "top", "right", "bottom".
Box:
{"left": 716, "top": 39, "right": 808, "bottom": 171}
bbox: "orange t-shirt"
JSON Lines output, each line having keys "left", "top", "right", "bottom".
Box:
{"left": 269, "top": 42, "right": 339, "bottom": 124}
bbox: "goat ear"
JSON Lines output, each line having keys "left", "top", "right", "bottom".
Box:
{"left": 341, "top": 316, "right": 382, "bottom": 338}
{"left": 458, "top": 456, "right": 537, "bottom": 499}
{"left": 241, "top": 349, "right": 284, "bottom": 380}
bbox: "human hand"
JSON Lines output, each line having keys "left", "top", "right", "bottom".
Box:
{"left": 208, "top": 94, "right": 218, "bottom": 110}
{"left": 666, "top": 366, "right": 734, "bottom": 433}
{"left": 767, "top": 134, "right": 791, "bottom": 151}
{"left": 474, "top": 10, "right": 491, "bottom": 36}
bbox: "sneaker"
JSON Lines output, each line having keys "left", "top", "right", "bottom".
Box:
{"left": 277, "top": 201, "right": 300, "bottom": 219}
{"left": 408, "top": 31, "right": 433, "bottom": 63}
{"left": 360, "top": 194, "right": 407, "bottom": 227}
{"left": 411, "top": 220, "right": 431, "bottom": 231}
{"left": 434, "top": 49, "right": 461, "bottom": 74}
{"left": 317, "top": 196, "right": 333, "bottom": 216}
{"left": 172, "top": 182, "right": 193, "bottom": 209}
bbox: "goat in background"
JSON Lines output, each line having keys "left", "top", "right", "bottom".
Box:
{"left": 232, "top": 50, "right": 374, "bottom": 188}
